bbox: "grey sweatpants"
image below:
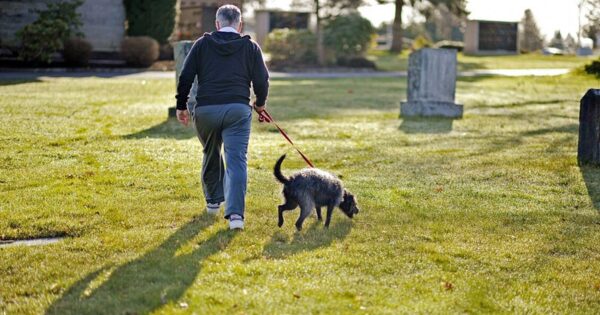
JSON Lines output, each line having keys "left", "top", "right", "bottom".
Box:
{"left": 192, "top": 103, "right": 252, "bottom": 219}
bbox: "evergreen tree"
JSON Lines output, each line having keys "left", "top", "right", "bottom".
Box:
{"left": 549, "top": 30, "right": 565, "bottom": 50}
{"left": 519, "top": 9, "right": 544, "bottom": 53}
{"left": 564, "top": 33, "right": 577, "bottom": 53}
{"left": 123, "top": 0, "right": 176, "bottom": 44}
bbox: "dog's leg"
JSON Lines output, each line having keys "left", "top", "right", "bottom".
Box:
{"left": 295, "top": 202, "right": 313, "bottom": 231}
{"left": 278, "top": 199, "right": 297, "bottom": 227}
{"left": 324, "top": 204, "right": 335, "bottom": 228}
{"left": 316, "top": 207, "right": 322, "bottom": 221}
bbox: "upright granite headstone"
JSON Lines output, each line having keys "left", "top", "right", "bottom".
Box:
{"left": 401, "top": 48, "right": 463, "bottom": 118}
{"left": 578, "top": 89, "right": 600, "bottom": 165}
{"left": 171, "top": 41, "right": 198, "bottom": 117}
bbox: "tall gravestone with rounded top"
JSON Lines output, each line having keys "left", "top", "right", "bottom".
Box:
{"left": 401, "top": 48, "right": 463, "bottom": 118}
{"left": 171, "top": 40, "right": 198, "bottom": 117}
{"left": 578, "top": 89, "right": 600, "bottom": 165}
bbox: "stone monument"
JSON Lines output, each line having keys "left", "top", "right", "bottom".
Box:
{"left": 172, "top": 41, "right": 198, "bottom": 117}
{"left": 578, "top": 89, "right": 600, "bottom": 165}
{"left": 464, "top": 20, "right": 519, "bottom": 55}
{"left": 401, "top": 48, "right": 463, "bottom": 118}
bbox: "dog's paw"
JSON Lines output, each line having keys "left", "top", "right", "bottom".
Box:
{"left": 278, "top": 219, "right": 284, "bottom": 227}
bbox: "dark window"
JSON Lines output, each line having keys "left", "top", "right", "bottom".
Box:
{"left": 478, "top": 21, "right": 518, "bottom": 51}
{"left": 201, "top": 6, "right": 217, "bottom": 33}
{"left": 269, "top": 12, "right": 310, "bottom": 31}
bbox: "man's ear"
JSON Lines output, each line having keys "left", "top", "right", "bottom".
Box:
{"left": 215, "top": 21, "right": 221, "bottom": 30}
{"left": 237, "top": 21, "right": 243, "bottom": 33}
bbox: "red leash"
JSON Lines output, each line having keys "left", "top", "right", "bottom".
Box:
{"left": 258, "top": 109, "right": 315, "bottom": 168}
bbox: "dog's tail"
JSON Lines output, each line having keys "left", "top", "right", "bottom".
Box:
{"left": 274, "top": 154, "right": 289, "bottom": 184}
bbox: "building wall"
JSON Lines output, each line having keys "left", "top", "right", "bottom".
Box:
{"left": 0, "top": 0, "right": 50, "bottom": 50}
{"left": 0, "top": 0, "right": 125, "bottom": 53}
{"left": 176, "top": 0, "right": 243, "bottom": 41}
{"left": 78, "top": 0, "right": 125, "bottom": 52}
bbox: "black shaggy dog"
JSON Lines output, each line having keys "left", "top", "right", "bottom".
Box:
{"left": 274, "top": 154, "right": 359, "bottom": 230}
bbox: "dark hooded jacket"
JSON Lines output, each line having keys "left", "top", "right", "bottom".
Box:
{"left": 175, "top": 31, "right": 269, "bottom": 110}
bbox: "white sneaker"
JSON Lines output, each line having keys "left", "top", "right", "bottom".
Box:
{"left": 229, "top": 214, "right": 244, "bottom": 230}
{"left": 206, "top": 202, "right": 221, "bottom": 215}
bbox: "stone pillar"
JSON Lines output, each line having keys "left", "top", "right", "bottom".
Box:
{"left": 578, "top": 89, "right": 600, "bottom": 165}
{"left": 254, "top": 10, "right": 271, "bottom": 47}
{"left": 401, "top": 48, "right": 463, "bottom": 118}
{"left": 172, "top": 40, "right": 197, "bottom": 117}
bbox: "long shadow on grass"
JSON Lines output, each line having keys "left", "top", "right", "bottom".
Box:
{"left": 262, "top": 219, "right": 352, "bottom": 259}
{"left": 123, "top": 118, "right": 196, "bottom": 140}
{"left": 0, "top": 79, "right": 42, "bottom": 86}
{"left": 580, "top": 166, "right": 600, "bottom": 212}
{"left": 46, "top": 214, "right": 236, "bottom": 315}
{"left": 399, "top": 117, "right": 454, "bottom": 134}
{"left": 457, "top": 60, "right": 486, "bottom": 71}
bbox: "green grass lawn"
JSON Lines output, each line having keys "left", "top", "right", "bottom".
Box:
{"left": 369, "top": 50, "right": 597, "bottom": 72}
{"left": 1, "top": 73, "right": 600, "bottom": 314}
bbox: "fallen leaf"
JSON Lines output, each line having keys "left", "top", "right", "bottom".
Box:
{"left": 442, "top": 281, "right": 454, "bottom": 291}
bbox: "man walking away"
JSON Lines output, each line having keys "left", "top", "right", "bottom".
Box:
{"left": 175, "top": 4, "right": 269, "bottom": 230}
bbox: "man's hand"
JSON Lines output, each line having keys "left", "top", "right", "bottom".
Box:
{"left": 254, "top": 102, "right": 268, "bottom": 122}
{"left": 253, "top": 102, "right": 266, "bottom": 114}
{"left": 176, "top": 109, "right": 190, "bottom": 126}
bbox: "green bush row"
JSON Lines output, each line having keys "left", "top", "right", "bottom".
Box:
{"left": 265, "top": 13, "right": 375, "bottom": 68}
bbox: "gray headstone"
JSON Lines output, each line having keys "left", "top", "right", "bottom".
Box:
{"left": 401, "top": 48, "right": 463, "bottom": 118}
{"left": 578, "top": 89, "right": 600, "bottom": 165}
{"left": 173, "top": 41, "right": 198, "bottom": 114}
{"left": 577, "top": 47, "right": 593, "bottom": 56}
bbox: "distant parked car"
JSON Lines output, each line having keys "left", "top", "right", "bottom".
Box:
{"left": 542, "top": 47, "right": 564, "bottom": 55}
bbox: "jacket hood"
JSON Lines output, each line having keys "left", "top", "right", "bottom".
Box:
{"left": 203, "top": 31, "right": 251, "bottom": 56}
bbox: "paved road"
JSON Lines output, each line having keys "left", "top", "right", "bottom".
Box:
{"left": 0, "top": 68, "right": 571, "bottom": 81}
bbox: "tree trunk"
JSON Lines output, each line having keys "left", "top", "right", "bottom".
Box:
{"left": 315, "top": 0, "right": 325, "bottom": 65}
{"left": 390, "top": 0, "right": 404, "bottom": 53}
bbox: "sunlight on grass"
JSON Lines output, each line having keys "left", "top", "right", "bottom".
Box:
{"left": 369, "top": 50, "right": 596, "bottom": 72}
{"left": 1, "top": 73, "right": 600, "bottom": 314}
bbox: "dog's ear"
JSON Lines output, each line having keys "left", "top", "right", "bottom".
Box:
{"left": 343, "top": 190, "right": 354, "bottom": 201}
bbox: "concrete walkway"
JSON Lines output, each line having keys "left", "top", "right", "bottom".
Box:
{"left": 0, "top": 68, "right": 571, "bottom": 80}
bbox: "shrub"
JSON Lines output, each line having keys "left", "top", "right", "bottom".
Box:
{"left": 412, "top": 35, "right": 432, "bottom": 50}
{"left": 337, "top": 56, "right": 376, "bottom": 69}
{"left": 16, "top": 0, "right": 83, "bottom": 64}
{"left": 123, "top": 0, "right": 176, "bottom": 44}
{"left": 63, "top": 37, "right": 92, "bottom": 66}
{"left": 323, "top": 13, "right": 375, "bottom": 59}
{"left": 120, "top": 36, "right": 160, "bottom": 67}
{"left": 584, "top": 59, "right": 600, "bottom": 78}
{"left": 265, "top": 29, "right": 317, "bottom": 69}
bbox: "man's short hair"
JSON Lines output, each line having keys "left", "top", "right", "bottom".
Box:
{"left": 216, "top": 4, "right": 242, "bottom": 27}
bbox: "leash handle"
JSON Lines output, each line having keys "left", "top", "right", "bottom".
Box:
{"left": 258, "top": 110, "right": 315, "bottom": 168}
